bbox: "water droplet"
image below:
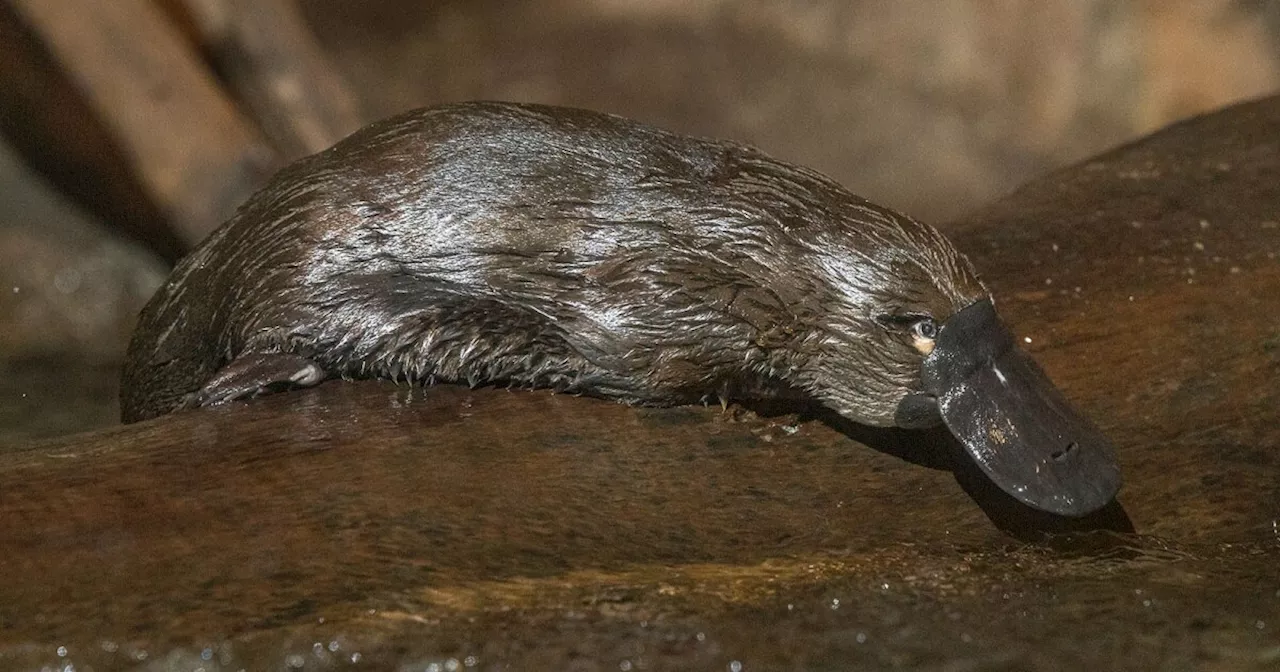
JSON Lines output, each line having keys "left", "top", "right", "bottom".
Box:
{"left": 1023, "top": 336, "right": 1032, "bottom": 344}
{"left": 445, "top": 658, "right": 461, "bottom": 671}
{"left": 830, "top": 598, "right": 840, "bottom": 610}
{"left": 1258, "top": 620, "right": 1267, "bottom": 630}
{"left": 328, "top": 641, "right": 340, "bottom": 652}
{"left": 696, "top": 632, "right": 706, "bottom": 642}
{"left": 57, "top": 646, "right": 67, "bottom": 657}
{"left": 201, "top": 647, "right": 214, "bottom": 660}
{"left": 286, "top": 654, "right": 305, "bottom": 668}
{"left": 856, "top": 632, "right": 868, "bottom": 644}
{"left": 350, "top": 652, "right": 362, "bottom": 663}
{"left": 729, "top": 660, "right": 743, "bottom": 672}
{"left": 464, "top": 656, "right": 478, "bottom": 668}
{"left": 620, "top": 660, "right": 633, "bottom": 671}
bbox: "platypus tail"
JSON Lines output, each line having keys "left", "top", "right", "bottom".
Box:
{"left": 119, "top": 250, "right": 227, "bottom": 423}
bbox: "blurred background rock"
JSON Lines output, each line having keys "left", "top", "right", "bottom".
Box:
{"left": 1, "top": 0, "right": 1278, "bottom": 435}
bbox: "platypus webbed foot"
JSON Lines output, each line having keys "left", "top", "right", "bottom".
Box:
{"left": 182, "top": 353, "right": 327, "bottom": 410}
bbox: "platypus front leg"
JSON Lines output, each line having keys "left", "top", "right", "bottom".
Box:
{"left": 181, "top": 352, "right": 327, "bottom": 410}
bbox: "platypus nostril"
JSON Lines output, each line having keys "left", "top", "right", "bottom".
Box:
{"left": 1051, "top": 441, "right": 1080, "bottom": 462}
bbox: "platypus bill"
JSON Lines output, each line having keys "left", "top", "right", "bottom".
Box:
{"left": 120, "top": 101, "right": 1121, "bottom": 517}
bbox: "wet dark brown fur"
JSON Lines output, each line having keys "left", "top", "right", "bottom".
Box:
{"left": 121, "top": 102, "right": 986, "bottom": 424}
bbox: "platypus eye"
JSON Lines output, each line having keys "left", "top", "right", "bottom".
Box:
{"left": 874, "top": 313, "right": 939, "bottom": 356}
{"left": 910, "top": 317, "right": 938, "bottom": 356}
{"left": 912, "top": 317, "right": 938, "bottom": 340}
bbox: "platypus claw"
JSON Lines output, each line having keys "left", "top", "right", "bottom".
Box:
{"left": 181, "top": 353, "right": 327, "bottom": 410}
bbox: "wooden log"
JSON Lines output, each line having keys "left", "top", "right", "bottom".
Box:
{"left": 173, "top": 0, "right": 366, "bottom": 159}
{"left": 5, "top": 0, "right": 281, "bottom": 250}
{"left": 0, "top": 2, "right": 183, "bottom": 259}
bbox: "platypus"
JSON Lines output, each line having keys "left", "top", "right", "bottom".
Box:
{"left": 120, "top": 101, "right": 1121, "bottom": 516}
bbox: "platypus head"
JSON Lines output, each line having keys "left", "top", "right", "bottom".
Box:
{"left": 799, "top": 214, "right": 1121, "bottom": 517}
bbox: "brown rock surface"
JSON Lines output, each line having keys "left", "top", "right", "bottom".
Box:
{"left": 0, "top": 98, "right": 1277, "bottom": 670}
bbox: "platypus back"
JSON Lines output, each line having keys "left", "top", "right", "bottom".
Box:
{"left": 122, "top": 101, "right": 917, "bottom": 422}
